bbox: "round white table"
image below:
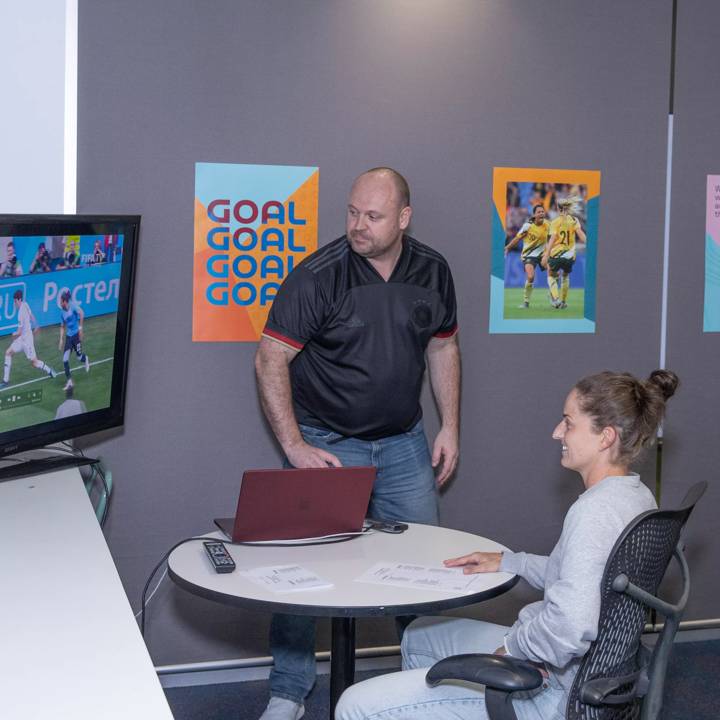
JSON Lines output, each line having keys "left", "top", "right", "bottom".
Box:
{"left": 168, "top": 523, "right": 517, "bottom": 717}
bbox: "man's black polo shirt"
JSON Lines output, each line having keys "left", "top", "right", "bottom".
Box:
{"left": 263, "top": 235, "right": 458, "bottom": 440}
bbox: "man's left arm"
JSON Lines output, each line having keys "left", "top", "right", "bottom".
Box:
{"left": 426, "top": 333, "right": 460, "bottom": 486}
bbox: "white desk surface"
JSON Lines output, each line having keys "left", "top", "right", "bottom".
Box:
{"left": 168, "top": 524, "right": 516, "bottom": 615}
{"left": 0, "top": 470, "right": 173, "bottom": 720}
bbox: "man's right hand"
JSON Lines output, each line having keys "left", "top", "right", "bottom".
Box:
{"left": 284, "top": 440, "right": 343, "bottom": 469}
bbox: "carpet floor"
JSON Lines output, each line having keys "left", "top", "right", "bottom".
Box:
{"left": 165, "top": 640, "right": 720, "bottom": 719}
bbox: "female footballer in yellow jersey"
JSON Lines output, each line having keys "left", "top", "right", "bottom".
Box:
{"left": 504, "top": 204, "right": 551, "bottom": 308}
{"left": 542, "top": 196, "right": 587, "bottom": 309}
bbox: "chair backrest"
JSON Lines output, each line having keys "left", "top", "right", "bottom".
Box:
{"left": 565, "top": 481, "right": 706, "bottom": 720}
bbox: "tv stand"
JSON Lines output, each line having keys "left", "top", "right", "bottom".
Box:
{"left": 0, "top": 453, "right": 98, "bottom": 482}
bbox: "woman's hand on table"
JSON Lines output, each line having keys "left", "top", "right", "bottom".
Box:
{"left": 443, "top": 551, "right": 502, "bottom": 574}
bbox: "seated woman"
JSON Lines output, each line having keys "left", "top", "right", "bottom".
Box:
{"left": 336, "top": 369, "right": 678, "bottom": 720}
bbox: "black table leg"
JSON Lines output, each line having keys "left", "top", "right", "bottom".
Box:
{"left": 329, "top": 616, "right": 356, "bottom": 719}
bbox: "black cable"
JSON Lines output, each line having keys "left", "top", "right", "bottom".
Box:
{"left": 669, "top": 0, "right": 677, "bottom": 115}
{"left": 140, "top": 530, "right": 372, "bottom": 637}
{"left": 141, "top": 536, "right": 229, "bottom": 636}
{"left": 54, "top": 441, "right": 82, "bottom": 456}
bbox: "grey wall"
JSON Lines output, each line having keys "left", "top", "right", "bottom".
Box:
{"left": 76, "top": 0, "right": 704, "bottom": 667}
{"left": 662, "top": 0, "right": 720, "bottom": 620}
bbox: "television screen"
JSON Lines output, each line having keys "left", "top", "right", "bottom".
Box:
{"left": 0, "top": 215, "right": 139, "bottom": 462}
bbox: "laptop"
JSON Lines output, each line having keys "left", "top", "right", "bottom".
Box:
{"left": 214, "top": 466, "right": 376, "bottom": 542}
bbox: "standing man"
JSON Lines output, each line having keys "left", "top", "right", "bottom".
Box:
{"left": 254, "top": 167, "right": 460, "bottom": 720}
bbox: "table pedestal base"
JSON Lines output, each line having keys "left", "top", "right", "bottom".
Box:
{"left": 329, "top": 617, "right": 356, "bottom": 717}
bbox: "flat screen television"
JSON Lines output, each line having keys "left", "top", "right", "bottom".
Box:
{"left": 0, "top": 214, "right": 139, "bottom": 479}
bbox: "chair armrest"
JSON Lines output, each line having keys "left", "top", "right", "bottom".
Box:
{"left": 426, "top": 653, "right": 544, "bottom": 692}
{"left": 580, "top": 671, "right": 644, "bottom": 706}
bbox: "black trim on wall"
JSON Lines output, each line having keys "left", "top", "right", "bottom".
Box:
{"left": 669, "top": 0, "right": 678, "bottom": 114}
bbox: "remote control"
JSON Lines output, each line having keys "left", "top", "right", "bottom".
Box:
{"left": 203, "top": 541, "right": 236, "bottom": 573}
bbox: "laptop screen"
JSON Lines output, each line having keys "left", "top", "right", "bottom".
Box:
{"left": 218, "top": 466, "right": 376, "bottom": 542}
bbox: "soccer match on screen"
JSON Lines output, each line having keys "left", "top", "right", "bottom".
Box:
{"left": 0, "top": 233, "right": 122, "bottom": 431}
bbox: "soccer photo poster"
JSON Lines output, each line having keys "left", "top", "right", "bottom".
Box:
{"left": 192, "top": 163, "right": 319, "bottom": 342}
{"left": 703, "top": 175, "right": 720, "bottom": 332}
{"left": 489, "top": 167, "right": 601, "bottom": 334}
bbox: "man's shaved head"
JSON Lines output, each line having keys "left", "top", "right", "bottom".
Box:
{"left": 357, "top": 167, "right": 410, "bottom": 209}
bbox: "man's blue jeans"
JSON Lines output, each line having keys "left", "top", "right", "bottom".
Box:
{"left": 269, "top": 420, "right": 439, "bottom": 704}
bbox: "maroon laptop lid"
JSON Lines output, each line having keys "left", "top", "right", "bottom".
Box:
{"left": 218, "top": 466, "right": 375, "bottom": 542}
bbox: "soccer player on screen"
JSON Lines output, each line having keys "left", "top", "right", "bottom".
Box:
{"left": 504, "top": 204, "right": 551, "bottom": 308}
{"left": 0, "top": 290, "right": 57, "bottom": 390}
{"left": 542, "top": 195, "right": 587, "bottom": 309}
{"left": 58, "top": 290, "right": 90, "bottom": 390}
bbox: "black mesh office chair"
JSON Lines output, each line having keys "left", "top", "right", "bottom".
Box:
{"left": 426, "top": 481, "right": 706, "bottom": 720}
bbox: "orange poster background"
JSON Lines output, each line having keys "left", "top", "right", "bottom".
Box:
{"left": 192, "top": 170, "right": 318, "bottom": 342}
{"left": 492, "top": 167, "right": 601, "bottom": 233}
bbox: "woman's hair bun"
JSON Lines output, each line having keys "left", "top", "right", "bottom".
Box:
{"left": 648, "top": 369, "right": 679, "bottom": 401}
